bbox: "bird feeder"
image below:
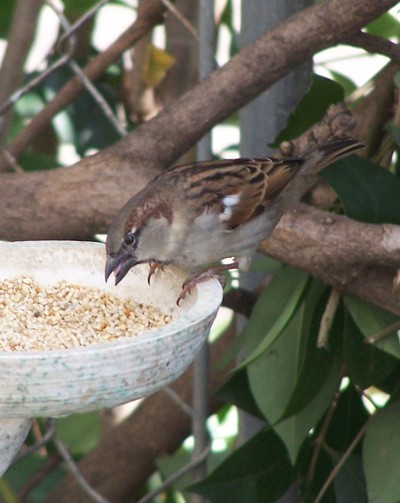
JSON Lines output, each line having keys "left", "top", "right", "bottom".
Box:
{"left": 0, "top": 241, "right": 223, "bottom": 475}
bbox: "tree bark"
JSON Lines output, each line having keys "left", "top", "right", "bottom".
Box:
{"left": 262, "top": 205, "right": 400, "bottom": 315}
{"left": 0, "top": 0, "right": 395, "bottom": 240}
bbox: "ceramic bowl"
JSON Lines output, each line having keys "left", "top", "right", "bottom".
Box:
{"left": 0, "top": 241, "right": 223, "bottom": 418}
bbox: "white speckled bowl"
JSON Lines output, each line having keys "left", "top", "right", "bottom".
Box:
{"left": 0, "top": 241, "right": 223, "bottom": 473}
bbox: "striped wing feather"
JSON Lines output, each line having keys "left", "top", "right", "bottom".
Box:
{"left": 164, "top": 158, "right": 304, "bottom": 229}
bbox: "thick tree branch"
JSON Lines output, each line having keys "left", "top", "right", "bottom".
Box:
{"left": 349, "top": 63, "right": 397, "bottom": 158}
{"left": 0, "top": 0, "right": 394, "bottom": 240}
{"left": 262, "top": 205, "right": 400, "bottom": 315}
{"left": 102, "top": 0, "right": 397, "bottom": 167}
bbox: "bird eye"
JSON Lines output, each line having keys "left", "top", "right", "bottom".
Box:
{"left": 124, "top": 232, "right": 136, "bottom": 247}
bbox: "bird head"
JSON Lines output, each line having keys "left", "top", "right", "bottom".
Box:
{"left": 105, "top": 223, "right": 143, "bottom": 285}
{"left": 105, "top": 182, "right": 171, "bottom": 285}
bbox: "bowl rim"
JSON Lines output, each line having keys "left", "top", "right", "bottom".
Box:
{"left": 0, "top": 240, "right": 223, "bottom": 359}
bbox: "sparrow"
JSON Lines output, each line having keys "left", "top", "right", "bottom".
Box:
{"left": 105, "top": 137, "right": 365, "bottom": 304}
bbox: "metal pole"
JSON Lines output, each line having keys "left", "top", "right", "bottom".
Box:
{"left": 239, "top": 1, "right": 312, "bottom": 501}
{"left": 191, "top": 1, "right": 215, "bottom": 500}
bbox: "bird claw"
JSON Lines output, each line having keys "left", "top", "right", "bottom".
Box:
{"left": 176, "top": 282, "right": 193, "bottom": 306}
{"left": 176, "top": 265, "right": 236, "bottom": 305}
{"left": 147, "top": 260, "right": 164, "bottom": 285}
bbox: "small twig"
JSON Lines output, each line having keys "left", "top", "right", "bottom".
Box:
{"left": 317, "top": 288, "right": 341, "bottom": 349}
{"left": 1, "top": 0, "right": 166, "bottom": 168}
{"left": 306, "top": 391, "right": 340, "bottom": 486}
{"left": 161, "top": 0, "right": 198, "bottom": 38}
{"left": 57, "top": 0, "right": 111, "bottom": 49}
{"left": 53, "top": 434, "right": 110, "bottom": 503}
{"left": 136, "top": 443, "right": 211, "bottom": 503}
{"left": 346, "top": 31, "right": 400, "bottom": 64}
{"left": 364, "top": 319, "right": 400, "bottom": 345}
{"left": 12, "top": 418, "right": 57, "bottom": 465}
{"left": 48, "top": 2, "right": 127, "bottom": 137}
{"left": 315, "top": 420, "right": 369, "bottom": 503}
{"left": 0, "top": 144, "right": 24, "bottom": 172}
{"left": 163, "top": 385, "right": 194, "bottom": 418}
{"left": 31, "top": 418, "right": 50, "bottom": 457}
{"left": 68, "top": 60, "right": 128, "bottom": 137}
{"left": 0, "top": 1, "right": 77, "bottom": 118}
{"left": 0, "top": 45, "right": 75, "bottom": 118}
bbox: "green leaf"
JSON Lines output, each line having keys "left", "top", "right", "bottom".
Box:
{"left": 271, "top": 74, "right": 344, "bottom": 147}
{"left": 344, "top": 295, "right": 400, "bottom": 360}
{"left": 386, "top": 121, "right": 400, "bottom": 148}
{"left": 219, "top": 0, "right": 240, "bottom": 57}
{"left": 247, "top": 296, "right": 306, "bottom": 426}
{"left": 19, "top": 151, "right": 58, "bottom": 171}
{"left": 274, "top": 357, "right": 341, "bottom": 463}
{"left": 327, "top": 70, "right": 357, "bottom": 96}
{"left": 188, "top": 428, "right": 294, "bottom": 503}
{"left": 363, "top": 401, "right": 400, "bottom": 503}
{"left": 64, "top": 0, "right": 103, "bottom": 16}
{"left": 239, "top": 267, "right": 310, "bottom": 367}
{"left": 247, "top": 279, "right": 325, "bottom": 423}
{"left": 217, "top": 369, "right": 264, "bottom": 419}
{"left": 249, "top": 255, "right": 281, "bottom": 273}
{"left": 14, "top": 92, "right": 45, "bottom": 118}
{"left": 0, "top": 0, "right": 15, "bottom": 38}
{"left": 0, "top": 478, "right": 19, "bottom": 503}
{"left": 365, "top": 13, "right": 400, "bottom": 39}
{"left": 277, "top": 284, "right": 334, "bottom": 421}
{"left": 332, "top": 453, "right": 367, "bottom": 503}
{"left": 321, "top": 157, "right": 400, "bottom": 225}
{"left": 56, "top": 412, "right": 101, "bottom": 457}
{"left": 157, "top": 451, "right": 228, "bottom": 496}
{"left": 344, "top": 312, "right": 399, "bottom": 388}
{"left": 246, "top": 279, "right": 342, "bottom": 462}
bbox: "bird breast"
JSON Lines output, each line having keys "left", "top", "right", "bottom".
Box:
{"left": 175, "top": 207, "right": 280, "bottom": 269}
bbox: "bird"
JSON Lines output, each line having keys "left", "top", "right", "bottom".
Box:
{"left": 105, "top": 137, "right": 365, "bottom": 304}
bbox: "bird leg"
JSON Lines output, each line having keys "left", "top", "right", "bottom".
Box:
{"left": 147, "top": 260, "right": 165, "bottom": 285}
{"left": 177, "top": 261, "right": 239, "bottom": 306}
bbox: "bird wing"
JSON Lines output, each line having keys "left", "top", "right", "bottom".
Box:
{"left": 163, "top": 157, "right": 305, "bottom": 229}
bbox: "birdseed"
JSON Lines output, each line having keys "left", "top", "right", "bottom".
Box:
{"left": 0, "top": 277, "right": 171, "bottom": 351}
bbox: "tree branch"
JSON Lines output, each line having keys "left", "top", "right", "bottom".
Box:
{"left": 0, "top": 0, "right": 42, "bottom": 150}
{"left": 261, "top": 205, "right": 400, "bottom": 315}
{"left": 347, "top": 31, "right": 400, "bottom": 64}
{"left": 0, "top": 0, "right": 394, "bottom": 239}
{"left": 0, "top": 0, "right": 166, "bottom": 170}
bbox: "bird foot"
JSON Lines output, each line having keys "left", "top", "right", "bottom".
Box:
{"left": 147, "top": 260, "right": 165, "bottom": 285}
{"left": 176, "top": 262, "right": 238, "bottom": 306}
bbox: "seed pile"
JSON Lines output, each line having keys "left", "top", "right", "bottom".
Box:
{"left": 0, "top": 277, "right": 171, "bottom": 351}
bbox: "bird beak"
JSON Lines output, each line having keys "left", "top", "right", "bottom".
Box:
{"left": 105, "top": 250, "right": 138, "bottom": 285}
